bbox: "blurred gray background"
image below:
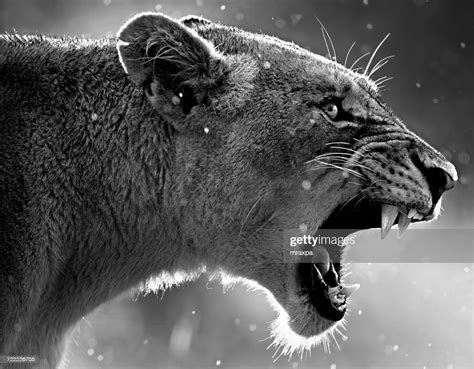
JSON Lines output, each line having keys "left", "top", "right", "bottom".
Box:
{"left": 1, "top": 0, "right": 472, "bottom": 368}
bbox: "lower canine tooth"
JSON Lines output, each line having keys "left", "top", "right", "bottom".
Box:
{"left": 328, "top": 286, "right": 340, "bottom": 298}
{"left": 397, "top": 212, "right": 411, "bottom": 238}
{"left": 341, "top": 284, "right": 360, "bottom": 298}
{"left": 381, "top": 204, "right": 398, "bottom": 240}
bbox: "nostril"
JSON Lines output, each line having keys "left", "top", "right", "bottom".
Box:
{"left": 410, "top": 151, "right": 456, "bottom": 205}
{"left": 425, "top": 167, "right": 455, "bottom": 202}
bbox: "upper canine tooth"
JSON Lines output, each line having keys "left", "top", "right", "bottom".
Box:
{"left": 397, "top": 212, "right": 411, "bottom": 238}
{"left": 341, "top": 284, "right": 360, "bottom": 298}
{"left": 408, "top": 209, "right": 417, "bottom": 219}
{"left": 381, "top": 204, "right": 398, "bottom": 240}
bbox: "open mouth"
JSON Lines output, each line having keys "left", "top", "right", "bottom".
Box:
{"left": 297, "top": 198, "right": 430, "bottom": 322}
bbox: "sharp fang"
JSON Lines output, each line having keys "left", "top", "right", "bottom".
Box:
{"left": 327, "top": 286, "right": 345, "bottom": 304}
{"left": 341, "top": 284, "right": 360, "bottom": 298}
{"left": 397, "top": 212, "right": 411, "bottom": 238}
{"left": 408, "top": 209, "right": 417, "bottom": 219}
{"left": 381, "top": 204, "right": 398, "bottom": 240}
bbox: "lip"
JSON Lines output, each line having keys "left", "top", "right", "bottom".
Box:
{"left": 295, "top": 197, "right": 433, "bottom": 322}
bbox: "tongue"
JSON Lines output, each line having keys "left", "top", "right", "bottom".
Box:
{"left": 313, "top": 246, "right": 330, "bottom": 276}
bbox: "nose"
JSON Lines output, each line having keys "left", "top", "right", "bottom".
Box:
{"left": 410, "top": 150, "right": 457, "bottom": 205}
{"left": 424, "top": 165, "right": 456, "bottom": 200}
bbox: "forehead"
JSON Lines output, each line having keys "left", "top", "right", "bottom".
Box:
{"left": 195, "top": 22, "right": 379, "bottom": 96}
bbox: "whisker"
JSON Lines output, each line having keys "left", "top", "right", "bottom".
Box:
{"left": 340, "top": 179, "right": 387, "bottom": 210}
{"left": 375, "top": 76, "right": 394, "bottom": 86}
{"left": 364, "top": 33, "right": 390, "bottom": 75}
{"left": 327, "top": 146, "right": 360, "bottom": 154}
{"left": 310, "top": 151, "right": 376, "bottom": 172}
{"left": 344, "top": 41, "right": 356, "bottom": 67}
{"left": 315, "top": 15, "right": 337, "bottom": 62}
{"left": 320, "top": 27, "right": 332, "bottom": 60}
{"left": 354, "top": 193, "right": 370, "bottom": 208}
{"left": 368, "top": 55, "right": 395, "bottom": 77}
{"left": 341, "top": 191, "right": 366, "bottom": 211}
{"left": 316, "top": 157, "right": 376, "bottom": 173}
{"left": 306, "top": 161, "right": 367, "bottom": 181}
{"left": 239, "top": 196, "right": 263, "bottom": 238}
{"left": 368, "top": 60, "right": 390, "bottom": 78}
{"left": 349, "top": 52, "right": 371, "bottom": 71}
{"left": 311, "top": 153, "right": 351, "bottom": 160}
{"left": 325, "top": 141, "right": 351, "bottom": 146}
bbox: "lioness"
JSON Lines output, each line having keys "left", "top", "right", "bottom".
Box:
{"left": 0, "top": 12, "right": 456, "bottom": 368}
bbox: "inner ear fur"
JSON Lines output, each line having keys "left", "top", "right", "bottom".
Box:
{"left": 117, "top": 12, "right": 228, "bottom": 103}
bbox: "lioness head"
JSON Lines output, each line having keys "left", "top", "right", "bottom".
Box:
{"left": 117, "top": 13, "right": 457, "bottom": 354}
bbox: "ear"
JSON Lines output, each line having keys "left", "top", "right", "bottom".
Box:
{"left": 180, "top": 15, "right": 213, "bottom": 28}
{"left": 117, "top": 12, "right": 227, "bottom": 109}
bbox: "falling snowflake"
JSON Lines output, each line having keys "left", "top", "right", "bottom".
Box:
{"left": 458, "top": 152, "right": 470, "bottom": 165}
{"left": 290, "top": 14, "right": 302, "bottom": 26}
{"left": 275, "top": 18, "right": 286, "bottom": 29}
{"left": 302, "top": 180, "right": 311, "bottom": 190}
{"left": 171, "top": 96, "right": 181, "bottom": 105}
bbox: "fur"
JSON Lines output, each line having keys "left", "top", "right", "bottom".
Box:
{"left": 0, "top": 13, "right": 456, "bottom": 368}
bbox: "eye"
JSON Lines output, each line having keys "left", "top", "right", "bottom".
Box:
{"left": 322, "top": 102, "right": 339, "bottom": 120}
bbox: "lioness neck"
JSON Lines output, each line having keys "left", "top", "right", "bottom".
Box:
{"left": 1, "top": 35, "right": 194, "bottom": 362}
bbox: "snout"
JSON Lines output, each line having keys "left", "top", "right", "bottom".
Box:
{"left": 410, "top": 143, "right": 457, "bottom": 207}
